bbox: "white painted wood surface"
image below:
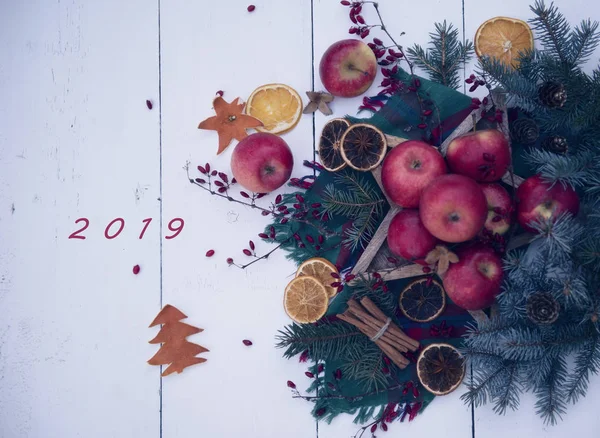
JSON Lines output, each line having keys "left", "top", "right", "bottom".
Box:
{"left": 1, "top": 0, "right": 599, "bottom": 437}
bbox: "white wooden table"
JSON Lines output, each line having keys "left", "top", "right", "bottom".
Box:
{"left": 1, "top": 1, "right": 599, "bottom": 437}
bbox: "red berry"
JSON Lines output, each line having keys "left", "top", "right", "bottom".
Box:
{"left": 371, "top": 424, "right": 378, "bottom": 433}
{"left": 146, "top": 100, "right": 153, "bottom": 110}
{"left": 341, "top": 0, "right": 351, "bottom": 4}
{"left": 227, "top": 258, "right": 234, "bottom": 265}
{"left": 206, "top": 249, "right": 215, "bottom": 257}
{"left": 287, "top": 380, "right": 296, "bottom": 389}
{"left": 305, "top": 371, "right": 315, "bottom": 378}
{"left": 242, "top": 339, "right": 253, "bottom": 346}
{"left": 243, "top": 249, "right": 252, "bottom": 256}
{"left": 216, "top": 90, "right": 224, "bottom": 96}
{"left": 132, "top": 265, "right": 141, "bottom": 275}
{"left": 247, "top": 4, "right": 255, "bottom": 12}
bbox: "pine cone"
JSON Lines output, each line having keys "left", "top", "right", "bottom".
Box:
{"left": 538, "top": 81, "right": 567, "bottom": 108}
{"left": 541, "top": 136, "right": 568, "bottom": 154}
{"left": 526, "top": 292, "right": 559, "bottom": 324}
{"left": 510, "top": 118, "right": 539, "bottom": 145}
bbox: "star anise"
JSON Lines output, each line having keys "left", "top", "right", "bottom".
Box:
{"left": 303, "top": 91, "right": 334, "bottom": 116}
{"left": 197, "top": 96, "right": 263, "bottom": 155}
{"left": 425, "top": 245, "right": 459, "bottom": 276}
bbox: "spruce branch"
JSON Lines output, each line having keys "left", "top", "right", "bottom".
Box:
{"left": 524, "top": 149, "right": 594, "bottom": 189}
{"left": 322, "top": 170, "right": 386, "bottom": 251}
{"left": 534, "top": 356, "right": 568, "bottom": 426}
{"left": 568, "top": 18, "right": 600, "bottom": 66}
{"left": 341, "top": 342, "right": 389, "bottom": 392}
{"left": 565, "top": 333, "right": 600, "bottom": 404}
{"left": 275, "top": 320, "right": 364, "bottom": 361}
{"left": 529, "top": 0, "right": 571, "bottom": 64}
{"left": 406, "top": 21, "right": 474, "bottom": 89}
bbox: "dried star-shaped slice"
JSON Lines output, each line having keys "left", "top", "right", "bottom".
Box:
{"left": 303, "top": 91, "right": 334, "bottom": 116}
{"left": 425, "top": 245, "right": 459, "bottom": 276}
{"left": 198, "top": 96, "right": 263, "bottom": 155}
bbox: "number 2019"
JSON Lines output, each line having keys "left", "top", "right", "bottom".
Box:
{"left": 68, "top": 218, "right": 184, "bottom": 240}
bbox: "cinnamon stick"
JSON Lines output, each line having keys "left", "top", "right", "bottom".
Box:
{"left": 346, "top": 301, "right": 411, "bottom": 351}
{"left": 360, "top": 297, "right": 420, "bottom": 351}
{"left": 337, "top": 313, "right": 409, "bottom": 368}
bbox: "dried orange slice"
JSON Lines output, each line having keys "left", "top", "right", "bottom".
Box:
{"left": 245, "top": 83, "right": 303, "bottom": 135}
{"left": 475, "top": 17, "right": 534, "bottom": 68}
{"left": 417, "top": 343, "right": 465, "bottom": 396}
{"left": 296, "top": 257, "right": 339, "bottom": 298}
{"left": 318, "top": 118, "right": 350, "bottom": 172}
{"left": 284, "top": 276, "right": 329, "bottom": 324}
{"left": 340, "top": 123, "right": 387, "bottom": 171}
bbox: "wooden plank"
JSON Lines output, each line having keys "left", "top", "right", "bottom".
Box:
{"left": 159, "top": 1, "right": 317, "bottom": 437}
{"left": 0, "top": 1, "right": 161, "bottom": 437}
{"left": 313, "top": 1, "right": 474, "bottom": 438}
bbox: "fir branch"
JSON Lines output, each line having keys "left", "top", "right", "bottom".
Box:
{"left": 406, "top": 20, "right": 474, "bottom": 89}
{"left": 534, "top": 356, "right": 568, "bottom": 426}
{"left": 500, "top": 327, "right": 546, "bottom": 361}
{"left": 568, "top": 18, "right": 600, "bottom": 65}
{"left": 491, "top": 361, "right": 522, "bottom": 415}
{"left": 275, "top": 321, "right": 363, "bottom": 361}
{"left": 322, "top": 170, "right": 385, "bottom": 251}
{"left": 524, "top": 149, "right": 593, "bottom": 189}
{"left": 529, "top": 0, "right": 571, "bottom": 64}
{"left": 565, "top": 333, "right": 600, "bottom": 403}
{"left": 477, "top": 56, "right": 539, "bottom": 109}
{"left": 341, "top": 341, "right": 389, "bottom": 392}
{"left": 528, "top": 212, "right": 584, "bottom": 260}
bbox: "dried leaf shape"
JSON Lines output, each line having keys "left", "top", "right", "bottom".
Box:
{"left": 425, "top": 245, "right": 459, "bottom": 276}
{"left": 303, "top": 91, "right": 334, "bottom": 116}
{"left": 148, "top": 304, "right": 209, "bottom": 376}
{"left": 198, "top": 96, "right": 263, "bottom": 155}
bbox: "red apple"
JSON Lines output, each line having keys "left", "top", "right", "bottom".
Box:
{"left": 319, "top": 39, "right": 377, "bottom": 97}
{"left": 387, "top": 210, "right": 438, "bottom": 261}
{"left": 419, "top": 174, "right": 487, "bottom": 243}
{"left": 479, "top": 183, "right": 513, "bottom": 235}
{"left": 516, "top": 174, "right": 580, "bottom": 233}
{"left": 446, "top": 129, "right": 511, "bottom": 182}
{"left": 443, "top": 245, "right": 504, "bottom": 311}
{"left": 381, "top": 140, "right": 447, "bottom": 208}
{"left": 231, "top": 133, "right": 294, "bottom": 193}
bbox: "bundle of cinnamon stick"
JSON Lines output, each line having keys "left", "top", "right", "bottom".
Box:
{"left": 337, "top": 297, "right": 419, "bottom": 369}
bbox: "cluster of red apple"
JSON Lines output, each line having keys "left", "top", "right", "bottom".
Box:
{"left": 380, "top": 129, "right": 580, "bottom": 311}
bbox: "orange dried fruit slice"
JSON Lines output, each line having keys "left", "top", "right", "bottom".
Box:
{"left": 296, "top": 257, "right": 340, "bottom": 298}
{"left": 284, "top": 276, "right": 329, "bottom": 324}
{"left": 417, "top": 343, "right": 465, "bottom": 396}
{"left": 340, "top": 123, "right": 387, "bottom": 171}
{"left": 318, "top": 118, "right": 350, "bottom": 172}
{"left": 245, "top": 83, "right": 303, "bottom": 135}
{"left": 475, "top": 17, "right": 534, "bottom": 68}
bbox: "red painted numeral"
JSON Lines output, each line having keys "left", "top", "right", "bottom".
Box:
{"left": 165, "top": 218, "right": 184, "bottom": 239}
{"left": 105, "top": 218, "right": 125, "bottom": 239}
{"left": 68, "top": 218, "right": 90, "bottom": 239}
{"left": 139, "top": 218, "right": 152, "bottom": 239}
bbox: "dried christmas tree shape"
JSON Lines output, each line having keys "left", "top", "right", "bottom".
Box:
{"left": 198, "top": 96, "right": 263, "bottom": 155}
{"left": 148, "top": 304, "right": 208, "bottom": 376}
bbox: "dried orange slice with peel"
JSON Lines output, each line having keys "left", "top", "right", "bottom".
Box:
{"left": 296, "top": 257, "right": 340, "bottom": 298}
{"left": 417, "top": 343, "right": 466, "bottom": 396}
{"left": 340, "top": 123, "right": 387, "bottom": 171}
{"left": 318, "top": 118, "right": 350, "bottom": 172}
{"left": 245, "top": 83, "right": 303, "bottom": 135}
{"left": 475, "top": 17, "right": 534, "bottom": 68}
{"left": 284, "top": 276, "right": 329, "bottom": 324}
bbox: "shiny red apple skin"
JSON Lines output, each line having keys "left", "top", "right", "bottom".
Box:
{"left": 231, "top": 133, "right": 294, "bottom": 193}
{"left": 381, "top": 140, "right": 447, "bottom": 208}
{"left": 480, "top": 183, "right": 513, "bottom": 235}
{"left": 516, "top": 174, "right": 580, "bottom": 233}
{"left": 387, "top": 210, "right": 438, "bottom": 261}
{"left": 419, "top": 174, "right": 487, "bottom": 243}
{"left": 443, "top": 245, "right": 504, "bottom": 311}
{"left": 319, "top": 39, "right": 377, "bottom": 97}
{"left": 446, "top": 129, "right": 511, "bottom": 182}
